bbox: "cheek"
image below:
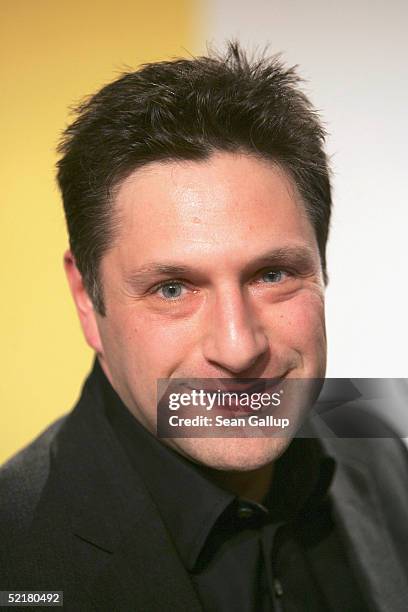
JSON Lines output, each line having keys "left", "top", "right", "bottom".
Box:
{"left": 269, "top": 291, "right": 326, "bottom": 349}
{"left": 112, "top": 308, "right": 195, "bottom": 376}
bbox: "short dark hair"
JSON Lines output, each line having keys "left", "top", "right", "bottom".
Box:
{"left": 57, "top": 41, "right": 332, "bottom": 316}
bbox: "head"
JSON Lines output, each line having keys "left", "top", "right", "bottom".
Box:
{"left": 59, "top": 42, "right": 332, "bottom": 471}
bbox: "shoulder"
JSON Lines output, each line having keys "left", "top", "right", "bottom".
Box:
{"left": 0, "top": 416, "right": 67, "bottom": 533}
{"left": 314, "top": 404, "right": 408, "bottom": 515}
{"left": 326, "top": 434, "right": 408, "bottom": 485}
{"left": 315, "top": 400, "right": 408, "bottom": 470}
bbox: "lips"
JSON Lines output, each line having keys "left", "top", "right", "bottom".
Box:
{"left": 184, "top": 375, "right": 286, "bottom": 393}
{"left": 183, "top": 372, "right": 287, "bottom": 392}
{"left": 184, "top": 376, "right": 287, "bottom": 414}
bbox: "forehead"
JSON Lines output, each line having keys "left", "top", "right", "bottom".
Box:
{"left": 111, "top": 152, "right": 317, "bottom": 269}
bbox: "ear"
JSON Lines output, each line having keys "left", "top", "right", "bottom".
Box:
{"left": 63, "top": 249, "right": 104, "bottom": 354}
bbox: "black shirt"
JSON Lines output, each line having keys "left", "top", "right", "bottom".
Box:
{"left": 95, "top": 361, "right": 369, "bottom": 611}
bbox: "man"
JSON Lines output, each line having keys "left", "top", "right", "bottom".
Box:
{"left": 1, "top": 43, "right": 408, "bottom": 611}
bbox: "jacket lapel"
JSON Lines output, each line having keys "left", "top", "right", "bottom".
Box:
{"left": 77, "top": 483, "right": 203, "bottom": 612}
{"left": 50, "top": 374, "right": 203, "bottom": 612}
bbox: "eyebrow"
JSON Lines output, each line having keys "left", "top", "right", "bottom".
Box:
{"left": 124, "top": 246, "right": 318, "bottom": 291}
{"left": 248, "top": 246, "right": 318, "bottom": 271}
{"left": 124, "top": 264, "right": 192, "bottom": 292}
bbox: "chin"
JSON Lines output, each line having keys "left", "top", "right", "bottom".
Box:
{"left": 170, "top": 436, "right": 292, "bottom": 472}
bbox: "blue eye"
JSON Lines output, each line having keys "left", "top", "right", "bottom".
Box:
{"left": 159, "top": 282, "right": 184, "bottom": 299}
{"left": 262, "top": 270, "right": 285, "bottom": 283}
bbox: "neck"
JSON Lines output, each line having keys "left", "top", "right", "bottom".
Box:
{"left": 202, "top": 462, "right": 274, "bottom": 503}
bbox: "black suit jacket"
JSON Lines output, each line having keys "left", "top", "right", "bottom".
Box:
{"left": 1, "top": 360, "right": 408, "bottom": 611}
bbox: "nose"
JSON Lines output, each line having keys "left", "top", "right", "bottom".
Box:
{"left": 201, "top": 286, "right": 269, "bottom": 375}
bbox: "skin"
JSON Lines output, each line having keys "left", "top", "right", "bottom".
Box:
{"left": 64, "top": 151, "right": 327, "bottom": 502}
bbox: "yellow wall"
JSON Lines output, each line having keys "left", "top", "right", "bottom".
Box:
{"left": 0, "top": 0, "right": 199, "bottom": 463}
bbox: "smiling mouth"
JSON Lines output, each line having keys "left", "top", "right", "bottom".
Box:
{"left": 180, "top": 375, "right": 288, "bottom": 415}
{"left": 185, "top": 375, "right": 287, "bottom": 392}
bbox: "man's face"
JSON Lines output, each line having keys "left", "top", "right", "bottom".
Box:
{"left": 87, "top": 152, "right": 326, "bottom": 470}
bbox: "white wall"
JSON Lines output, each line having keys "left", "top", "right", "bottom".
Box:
{"left": 203, "top": 0, "right": 407, "bottom": 377}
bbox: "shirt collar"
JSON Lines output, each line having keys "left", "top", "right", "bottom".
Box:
{"left": 264, "top": 436, "right": 336, "bottom": 522}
